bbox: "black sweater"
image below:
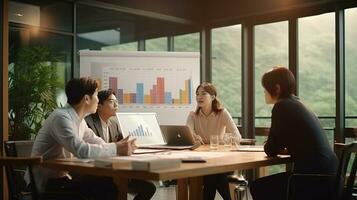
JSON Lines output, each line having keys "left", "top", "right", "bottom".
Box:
{"left": 264, "top": 96, "right": 338, "bottom": 174}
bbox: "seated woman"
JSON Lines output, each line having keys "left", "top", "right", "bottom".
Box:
{"left": 250, "top": 66, "right": 338, "bottom": 200}
{"left": 186, "top": 82, "right": 242, "bottom": 200}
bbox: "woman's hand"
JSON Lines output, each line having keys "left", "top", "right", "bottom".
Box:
{"left": 194, "top": 134, "right": 205, "bottom": 145}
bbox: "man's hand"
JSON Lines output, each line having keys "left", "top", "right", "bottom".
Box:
{"left": 116, "top": 136, "right": 137, "bottom": 156}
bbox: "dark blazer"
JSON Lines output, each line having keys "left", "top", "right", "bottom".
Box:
{"left": 85, "top": 113, "right": 123, "bottom": 142}
{"left": 264, "top": 96, "right": 338, "bottom": 175}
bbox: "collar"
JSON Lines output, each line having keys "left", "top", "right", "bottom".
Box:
{"left": 65, "top": 104, "right": 82, "bottom": 125}
{"left": 198, "top": 109, "right": 216, "bottom": 117}
{"left": 99, "top": 115, "right": 110, "bottom": 128}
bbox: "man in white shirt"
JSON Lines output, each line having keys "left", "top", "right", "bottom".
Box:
{"left": 30, "top": 77, "right": 137, "bottom": 200}
{"left": 85, "top": 89, "right": 156, "bottom": 199}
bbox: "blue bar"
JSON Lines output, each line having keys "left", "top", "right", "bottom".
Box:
{"left": 136, "top": 83, "right": 144, "bottom": 103}
{"left": 146, "top": 127, "right": 151, "bottom": 136}
{"left": 165, "top": 92, "right": 172, "bottom": 104}
{"left": 141, "top": 125, "right": 146, "bottom": 136}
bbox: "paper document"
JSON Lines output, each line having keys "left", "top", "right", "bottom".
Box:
{"left": 56, "top": 158, "right": 94, "bottom": 163}
{"left": 232, "top": 145, "right": 264, "bottom": 152}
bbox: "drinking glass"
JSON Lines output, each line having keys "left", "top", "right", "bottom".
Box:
{"left": 223, "top": 133, "right": 233, "bottom": 150}
{"left": 210, "top": 135, "right": 219, "bottom": 150}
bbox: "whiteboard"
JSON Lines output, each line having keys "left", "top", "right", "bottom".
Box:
{"left": 80, "top": 51, "right": 200, "bottom": 125}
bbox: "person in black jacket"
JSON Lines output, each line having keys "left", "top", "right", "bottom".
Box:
{"left": 250, "top": 66, "right": 338, "bottom": 200}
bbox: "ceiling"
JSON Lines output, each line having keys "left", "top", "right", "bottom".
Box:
{"left": 9, "top": 0, "right": 357, "bottom": 44}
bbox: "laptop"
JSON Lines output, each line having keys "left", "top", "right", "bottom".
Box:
{"left": 116, "top": 113, "right": 198, "bottom": 150}
{"left": 160, "top": 125, "right": 196, "bottom": 146}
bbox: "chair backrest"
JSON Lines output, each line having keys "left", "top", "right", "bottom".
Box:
{"left": 0, "top": 156, "right": 42, "bottom": 200}
{"left": 3, "top": 141, "right": 37, "bottom": 200}
{"left": 335, "top": 142, "right": 357, "bottom": 200}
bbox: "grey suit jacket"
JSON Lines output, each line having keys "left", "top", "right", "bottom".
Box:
{"left": 85, "top": 113, "right": 123, "bottom": 142}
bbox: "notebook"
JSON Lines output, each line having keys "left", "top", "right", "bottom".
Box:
{"left": 232, "top": 145, "right": 265, "bottom": 152}
{"left": 116, "top": 113, "right": 197, "bottom": 150}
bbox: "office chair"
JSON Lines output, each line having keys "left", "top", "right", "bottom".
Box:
{"left": 335, "top": 142, "right": 357, "bottom": 200}
{"left": 0, "top": 156, "right": 42, "bottom": 200}
{"left": 286, "top": 142, "right": 357, "bottom": 200}
{"left": 4, "top": 141, "right": 88, "bottom": 200}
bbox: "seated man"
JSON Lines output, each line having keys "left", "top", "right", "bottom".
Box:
{"left": 28, "top": 77, "right": 153, "bottom": 200}
{"left": 85, "top": 89, "right": 122, "bottom": 143}
{"left": 86, "top": 89, "right": 156, "bottom": 199}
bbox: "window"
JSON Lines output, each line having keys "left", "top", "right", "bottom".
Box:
{"left": 174, "top": 33, "right": 200, "bottom": 52}
{"left": 102, "top": 42, "right": 138, "bottom": 51}
{"left": 212, "top": 25, "right": 242, "bottom": 124}
{"left": 8, "top": 0, "right": 73, "bottom": 140}
{"left": 254, "top": 21, "right": 288, "bottom": 127}
{"left": 345, "top": 8, "right": 357, "bottom": 127}
{"left": 145, "top": 37, "right": 168, "bottom": 51}
{"left": 254, "top": 21, "right": 288, "bottom": 175}
{"left": 298, "top": 13, "right": 335, "bottom": 143}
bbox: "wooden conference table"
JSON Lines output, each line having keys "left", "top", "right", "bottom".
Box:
{"left": 42, "top": 146, "right": 292, "bottom": 200}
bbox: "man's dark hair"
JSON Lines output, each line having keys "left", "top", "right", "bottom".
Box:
{"left": 261, "top": 66, "right": 295, "bottom": 99}
{"left": 65, "top": 77, "right": 98, "bottom": 105}
{"left": 98, "top": 89, "right": 116, "bottom": 105}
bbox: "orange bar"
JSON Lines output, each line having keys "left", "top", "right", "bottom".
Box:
{"left": 124, "top": 93, "right": 130, "bottom": 104}
{"left": 144, "top": 95, "right": 151, "bottom": 104}
{"left": 184, "top": 80, "right": 189, "bottom": 104}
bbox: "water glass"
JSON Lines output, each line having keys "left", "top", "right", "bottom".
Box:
{"left": 223, "top": 133, "right": 233, "bottom": 150}
{"left": 210, "top": 135, "right": 219, "bottom": 150}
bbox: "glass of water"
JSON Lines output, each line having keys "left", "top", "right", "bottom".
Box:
{"left": 223, "top": 133, "right": 237, "bottom": 150}
{"left": 210, "top": 135, "right": 219, "bottom": 150}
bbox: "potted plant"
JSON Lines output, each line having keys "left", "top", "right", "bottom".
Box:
{"left": 8, "top": 46, "right": 62, "bottom": 140}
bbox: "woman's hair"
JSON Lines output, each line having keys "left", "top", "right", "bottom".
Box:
{"left": 195, "top": 82, "right": 223, "bottom": 115}
{"left": 65, "top": 77, "right": 99, "bottom": 105}
{"left": 261, "top": 66, "right": 295, "bottom": 99}
{"left": 98, "top": 89, "right": 116, "bottom": 105}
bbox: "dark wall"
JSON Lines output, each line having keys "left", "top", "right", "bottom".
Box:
{"left": 95, "top": 0, "right": 204, "bottom": 21}
{"left": 205, "top": 0, "right": 356, "bottom": 26}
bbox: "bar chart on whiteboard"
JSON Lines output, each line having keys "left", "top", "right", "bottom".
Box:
{"left": 97, "top": 65, "right": 193, "bottom": 107}
{"left": 79, "top": 51, "right": 200, "bottom": 125}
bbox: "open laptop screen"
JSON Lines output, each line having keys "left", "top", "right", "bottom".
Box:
{"left": 116, "top": 112, "right": 166, "bottom": 146}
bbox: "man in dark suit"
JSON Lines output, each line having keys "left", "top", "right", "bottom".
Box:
{"left": 85, "top": 89, "right": 156, "bottom": 200}
{"left": 85, "top": 89, "right": 122, "bottom": 142}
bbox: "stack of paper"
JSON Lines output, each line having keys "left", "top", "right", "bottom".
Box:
{"left": 94, "top": 157, "right": 132, "bottom": 168}
{"left": 132, "top": 157, "right": 181, "bottom": 171}
{"left": 94, "top": 155, "right": 181, "bottom": 171}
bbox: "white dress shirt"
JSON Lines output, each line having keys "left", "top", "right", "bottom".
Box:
{"left": 100, "top": 116, "right": 110, "bottom": 143}
{"left": 186, "top": 108, "right": 241, "bottom": 144}
{"left": 29, "top": 104, "right": 117, "bottom": 191}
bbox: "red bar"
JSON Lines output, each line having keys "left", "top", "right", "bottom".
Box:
{"left": 153, "top": 85, "right": 157, "bottom": 104}
{"left": 109, "top": 77, "right": 117, "bottom": 92}
{"left": 157, "top": 77, "right": 164, "bottom": 104}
